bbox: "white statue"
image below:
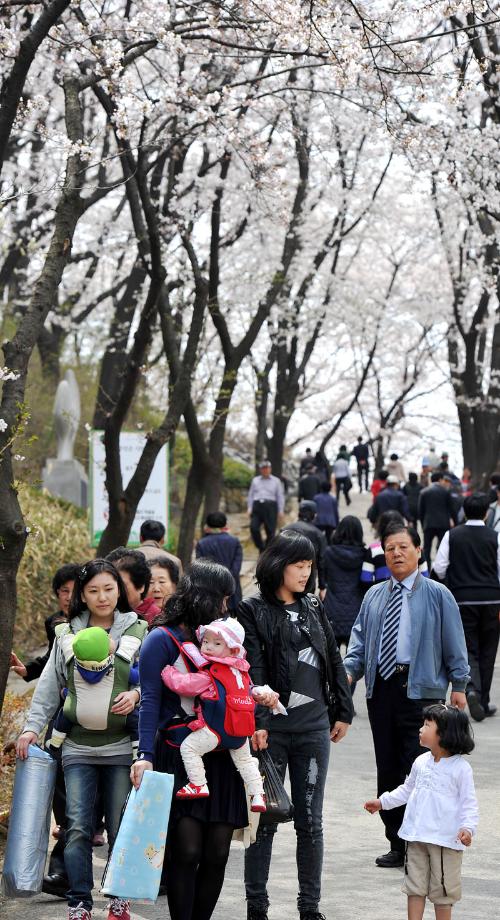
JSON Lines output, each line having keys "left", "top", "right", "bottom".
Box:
{"left": 53, "top": 369, "right": 81, "bottom": 462}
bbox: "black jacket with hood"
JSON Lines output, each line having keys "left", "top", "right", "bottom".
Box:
{"left": 323, "top": 544, "right": 366, "bottom": 640}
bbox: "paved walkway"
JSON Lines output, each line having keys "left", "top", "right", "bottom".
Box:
{"left": 2, "top": 659, "right": 499, "bottom": 920}
{"left": 3, "top": 489, "right": 499, "bottom": 918}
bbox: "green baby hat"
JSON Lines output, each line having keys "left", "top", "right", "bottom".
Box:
{"left": 72, "top": 626, "right": 110, "bottom": 662}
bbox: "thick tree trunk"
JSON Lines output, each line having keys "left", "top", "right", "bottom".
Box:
{"left": 0, "top": 462, "right": 26, "bottom": 717}
{"left": 458, "top": 405, "right": 500, "bottom": 487}
{"left": 37, "top": 323, "right": 65, "bottom": 386}
{"left": 92, "top": 263, "right": 146, "bottom": 429}
{"left": 254, "top": 365, "right": 272, "bottom": 466}
{"left": 177, "top": 400, "right": 211, "bottom": 565}
{"left": 374, "top": 440, "right": 385, "bottom": 472}
{"left": 267, "top": 410, "right": 292, "bottom": 478}
{"left": 177, "top": 460, "right": 209, "bottom": 566}
{"left": 203, "top": 369, "right": 238, "bottom": 516}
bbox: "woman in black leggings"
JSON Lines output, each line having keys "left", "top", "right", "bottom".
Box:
{"left": 132, "top": 559, "right": 268, "bottom": 920}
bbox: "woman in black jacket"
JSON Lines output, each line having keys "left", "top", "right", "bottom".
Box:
{"left": 238, "top": 531, "right": 353, "bottom": 920}
{"left": 323, "top": 515, "right": 367, "bottom": 649}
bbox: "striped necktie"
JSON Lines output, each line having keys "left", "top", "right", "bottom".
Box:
{"left": 379, "top": 583, "right": 404, "bottom": 680}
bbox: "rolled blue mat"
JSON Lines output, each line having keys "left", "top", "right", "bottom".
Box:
{"left": 2, "top": 745, "right": 57, "bottom": 897}
{"left": 101, "top": 770, "right": 174, "bottom": 902}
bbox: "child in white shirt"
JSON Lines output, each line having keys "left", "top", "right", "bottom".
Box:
{"left": 364, "top": 704, "right": 478, "bottom": 920}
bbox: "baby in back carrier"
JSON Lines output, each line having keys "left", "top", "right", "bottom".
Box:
{"left": 162, "top": 617, "right": 281, "bottom": 813}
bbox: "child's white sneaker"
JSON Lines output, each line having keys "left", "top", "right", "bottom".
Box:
{"left": 176, "top": 782, "right": 209, "bottom": 799}
{"left": 250, "top": 793, "right": 266, "bottom": 813}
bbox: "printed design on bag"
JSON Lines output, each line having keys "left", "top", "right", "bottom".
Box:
{"left": 100, "top": 772, "right": 174, "bottom": 902}
{"left": 144, "top": 844, "right": 165, "bottom": 870}
{"left": 132, "top": 798, "right": 151, "bottom": 823}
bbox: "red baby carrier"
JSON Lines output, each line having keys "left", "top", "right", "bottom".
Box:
{"left": 160, "top": 627, "right": 255, "bottom": 749}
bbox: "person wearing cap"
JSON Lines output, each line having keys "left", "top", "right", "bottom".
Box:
{"left": 418, "top": 471, "right": 458, "bottom": 568}
{"left": 247, "top": 461, "right": 285, "bottom": 551}
{"left": 283, "top": 501, "right": 328, "bottom": 597}
{"left": 161, "top": 617, "right": 271, "bottom": 811}
{"left": 369, "top": 475, "right": 410, "bottom": 524}
{"left": 196, "top": 512, "right": 243, "bottom": 611}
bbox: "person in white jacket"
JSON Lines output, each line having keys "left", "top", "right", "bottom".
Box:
{"left": 364, "top": 703, "right": 478, "bottom": 920}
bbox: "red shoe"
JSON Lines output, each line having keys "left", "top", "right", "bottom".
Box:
{"left": 92, "top": 831, "right": 106, "bottom": 846}
{"left": 107, "top": 898, "right": 130, "bottom": 920}
{"left": 176, "top": 781, "right": 209, "bottom": 799}
{"left": 250, "top": 793, "right": 267, "bottom": 813}
{"left": 68, "top": 904, "right": 92, "bottom": 920}
{"left": 52, "top": 824, "right": 64, "bottom": 840}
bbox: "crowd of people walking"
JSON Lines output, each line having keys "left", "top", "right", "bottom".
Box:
{"left": 7, "top": 437, "right": 498, "bottom": 920}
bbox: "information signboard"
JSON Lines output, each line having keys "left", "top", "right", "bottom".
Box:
{"left": 89, "top": 430, "right": 169, "bottom": 548}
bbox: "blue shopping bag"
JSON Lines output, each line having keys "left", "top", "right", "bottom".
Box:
{"left": 2, "top": 745, "right": 57, "bottom": 897}
{"left": 101, "top": 770, "right": 174, "bottom": 902}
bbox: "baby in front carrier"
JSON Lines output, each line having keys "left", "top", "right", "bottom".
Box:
{"left": 48, "top": 625, "right": 141, "bottom": 757}
{"left": 162, "top": 617, "right": 278, "bottom": 813}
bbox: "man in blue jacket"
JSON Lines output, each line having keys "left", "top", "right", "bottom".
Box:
{"left": 344, "top": 521, "right": 469, "bottom": 869}
{"left": 196, "top": 511, "right": 243, "bottom": 611}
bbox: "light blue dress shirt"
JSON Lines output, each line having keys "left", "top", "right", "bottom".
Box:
{"left": 378, "top": 568, "right": 419, "bottom": 665}
{"left": 247, "top": 474, "right": 285, "bottom": 513}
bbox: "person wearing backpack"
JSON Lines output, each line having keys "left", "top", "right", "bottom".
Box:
{"left": 132, "top": 560, "right": 277, "bottom": 920}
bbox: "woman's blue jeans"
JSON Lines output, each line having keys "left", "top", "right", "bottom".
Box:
{"left": 64, "top": 762, "right": 131, "bottom": 910}
{"left": 244, "top": 728, "right": 330, "bottom": 914}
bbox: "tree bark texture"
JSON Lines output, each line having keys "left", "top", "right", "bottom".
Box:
{"left": 0, "top": 77, "right": 85, "bottom": 716}
{"left": 0, "top": 0, "right": 71, "bottom": 176}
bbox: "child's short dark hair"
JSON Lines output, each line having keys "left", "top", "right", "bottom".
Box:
{"left": 423, "top": 704, "right": 475, "bottom": 755}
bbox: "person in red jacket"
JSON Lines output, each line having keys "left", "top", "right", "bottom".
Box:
{"left": 106, "top": 548, "right": 163, "bottom": 625}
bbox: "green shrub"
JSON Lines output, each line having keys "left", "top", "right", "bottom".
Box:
{"left": 14, "top": 485, "right": 91, "bottom": 653}
{"left": 222, "top": 456, "right": 253, "bottom": 489}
